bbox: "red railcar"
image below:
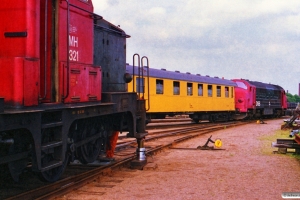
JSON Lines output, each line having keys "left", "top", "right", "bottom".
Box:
{"left": 0, "top": 0, "right": 147, "bottom": 182}
{"left": 232, "top": 79, "right": 287, "bottom": 119}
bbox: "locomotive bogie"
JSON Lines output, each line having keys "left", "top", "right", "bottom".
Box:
{"left": 0, "top": 94, "right": 143, "bottom": 182}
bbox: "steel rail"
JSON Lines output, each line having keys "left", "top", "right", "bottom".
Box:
{"left": 6, "top": 121, "right": 252, "bottom": 199}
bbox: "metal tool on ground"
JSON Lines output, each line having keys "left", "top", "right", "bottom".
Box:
{"left": 197, "top": 135, "right": 223, "bottom": 150}
{"left": 257, "top": 119, "right": 267, "bottom": 124}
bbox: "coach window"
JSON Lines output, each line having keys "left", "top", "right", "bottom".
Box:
{"left": 156, "top": 79, "right": 164, "bottom": 94}
{"left": 208, "top": 85, "right": 212, "bottom": 97}
{"left": 198, "top": 84, "right": 203, "bottom": 96}
{"left": 231, "top": 87, "right": 233, "bottom": 98}
{"left": 217, "top": 86, "right": 221, "bottom": 97}
{"left": 136, "top": 77, "right": 144, "bottom": 93}
{"left": 173, "top": 81, "right": 180, "bottom": 95}
{"left": 187, "top": 83, "right": 193, "bottom": 96}
{"left": 225, "top": 86, "right": 229, "bottom": 97}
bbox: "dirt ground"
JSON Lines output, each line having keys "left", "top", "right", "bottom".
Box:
{"left": 61, "top": 119, "right": 300, "bottom": 200}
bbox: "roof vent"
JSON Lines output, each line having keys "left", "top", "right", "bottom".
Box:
{"left": 175, "top": 70, "right": 180, "bottom": 73}
{"left": 161, "top": 68, "right": 166, "bottom": 71}
{"left": 214, "top": 76, "right": 219, "bottom": 78}
{"left": 186, "top": 72, "right": 191, "bottom": 74}
{"left": 196, "top": 74, "right": 201, "bottom": 76}
{"left": 206, "top": 75, "right": 210, "bottom": 77}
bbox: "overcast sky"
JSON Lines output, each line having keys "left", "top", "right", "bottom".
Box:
{"left": 93, "top": 0, "right": 300, "bottom": 95}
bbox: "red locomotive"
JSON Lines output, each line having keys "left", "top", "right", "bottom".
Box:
{"left": 0, "top": 0, "right": 147, "bottom": 182}
{"left": 232, "top": 79, "right": 287, "bottom": 119}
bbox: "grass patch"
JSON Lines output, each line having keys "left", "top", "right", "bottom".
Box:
{"left": 259, "top": 129, "right": 299, "bottom": 157}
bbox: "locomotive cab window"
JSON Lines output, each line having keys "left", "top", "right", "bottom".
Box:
{"left": 156, "top": 79, "right": 164, "bottom": 94}
{"left": 173, "top": 81, "right": 180, "bottom": 95}
{"left": 208, "top": 85, "right": 213, "bottom": 97}
{"left": 136, "top": 77, "right": 144, "bottom": 93}
{"left": 187, "top": 83, "right": 193, "bottom": 96}
{"left": 198, "top": 84, "right": 203, "bottom": 96}
{"left": 217, "top": 86, "right": 221, "bottom": 97}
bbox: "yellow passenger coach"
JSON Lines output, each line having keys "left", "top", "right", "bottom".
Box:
{"left": 126, "top": 64, "right": 237, "bottom": 123}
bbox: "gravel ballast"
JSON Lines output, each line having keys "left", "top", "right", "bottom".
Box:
{"left": 61, "top": 119, "right": 300, "bottom": 200}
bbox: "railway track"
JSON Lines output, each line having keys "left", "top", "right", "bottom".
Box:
{"left": 3, "top": 120, "right": 254, "bottom": 199}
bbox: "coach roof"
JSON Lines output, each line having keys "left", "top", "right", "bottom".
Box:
{"left": 126, "top": 65, "right": 237, "bottom": 87}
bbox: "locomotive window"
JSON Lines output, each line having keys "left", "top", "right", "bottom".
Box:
{"left": 187, "top": 83, "right": 193, "bottom": 96}
{"left": 198, "top": 84, "right": 203, "bottom": 96}
{"left": 156, "top": 79, "right": 164, "bottom": 94}
{"left": 173, "top": 81, "right": 180, "bottom": 95}
{"left": 235, "top": 81, "right": 247, "bottom": 89}
{"left": 136, "top": 77, "right": 144, "bottom": 93}
{"left": 208, "top": 85, "right": 213, "bottom": 97}
{"left": 225, "top": 87, "right": 229, "bottom": 97}
{"left": 217, "top": 86, "right": 221, "bottom": 97}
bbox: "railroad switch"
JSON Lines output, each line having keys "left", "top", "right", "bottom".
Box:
{"left": 170, "top": 135, "right": 224, "bottom": 151}
{"left": 197, "top": 135, "right": 223, "bottom": 150}
{"left": 256, "top": 119, "right": 267, "bottom": 124}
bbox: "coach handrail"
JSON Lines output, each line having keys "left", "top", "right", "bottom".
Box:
{"left": 141, "top": 56, "right": 150, "bottom": 111}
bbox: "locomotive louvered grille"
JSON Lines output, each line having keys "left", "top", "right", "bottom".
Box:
{"left": 71, "top": 96, "right": 81, "bottom": 101}
{"left": 71, "top": 69, "right": 81, "bottom": 74}
{"left": 88, "top": 96, "right": 97, "bottom": 101}
{"left": 89, "top": 71, "right": 97, "bottom": 75}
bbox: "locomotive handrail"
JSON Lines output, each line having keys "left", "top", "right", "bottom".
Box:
{"left": 141, "top": 56, "right": 150, "bottom": 111}
{"left": 62, "top": 0, "right": 71, "bottom": 101}
{"left": 132, "top": 53, "right": 140, "bottom": 95}
{"left": 41, "top": 0, "right": 49, "bottom": 100}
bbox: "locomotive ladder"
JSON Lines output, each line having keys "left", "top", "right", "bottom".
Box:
{"left": 40, "top": 110, "right": 65, "bottom": 176}
{"left": 132, "top": 54, "right": 150, "bottom": 111}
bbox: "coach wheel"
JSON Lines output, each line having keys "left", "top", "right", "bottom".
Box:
{"left": 193, "top": 119, "right": 200, "bottom": 123}
{"left": 78, "top": 126, "right": 101, "bottom": 164}
{"left": 39, "top": 152, "right": 69, "bottom": 182}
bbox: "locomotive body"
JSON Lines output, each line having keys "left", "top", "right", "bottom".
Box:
{"left": 127, "top": 65, "right": 236, "bottom": 123}
{"left": 0, "top": 0, "right": 147, "bottom": 182}
{"left": 232, "top": 79, "right": 287, "bottom": 118}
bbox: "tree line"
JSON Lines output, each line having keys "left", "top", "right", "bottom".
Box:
{"left": 286, "top": 93, "right": 300, "bottom": 102}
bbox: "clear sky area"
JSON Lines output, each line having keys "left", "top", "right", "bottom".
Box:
{"left": 94, "top": 0, "right": 300, "bottom": 95}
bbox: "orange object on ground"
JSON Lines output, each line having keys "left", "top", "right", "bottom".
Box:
{"left": 106, "top": 131, "right": 119, "bottom": 158}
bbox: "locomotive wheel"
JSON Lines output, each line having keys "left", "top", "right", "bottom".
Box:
{"left": 8, "top": 132, "right": 31, "bottom": 182}
{"left": 8, "top": 143, "right": 28, "bottom": 182}
{"left": 39, "top": 153, "right": 69, "bottom": 182}
{"left": 78, "top": 126, "right": 101, "bottom": 164}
